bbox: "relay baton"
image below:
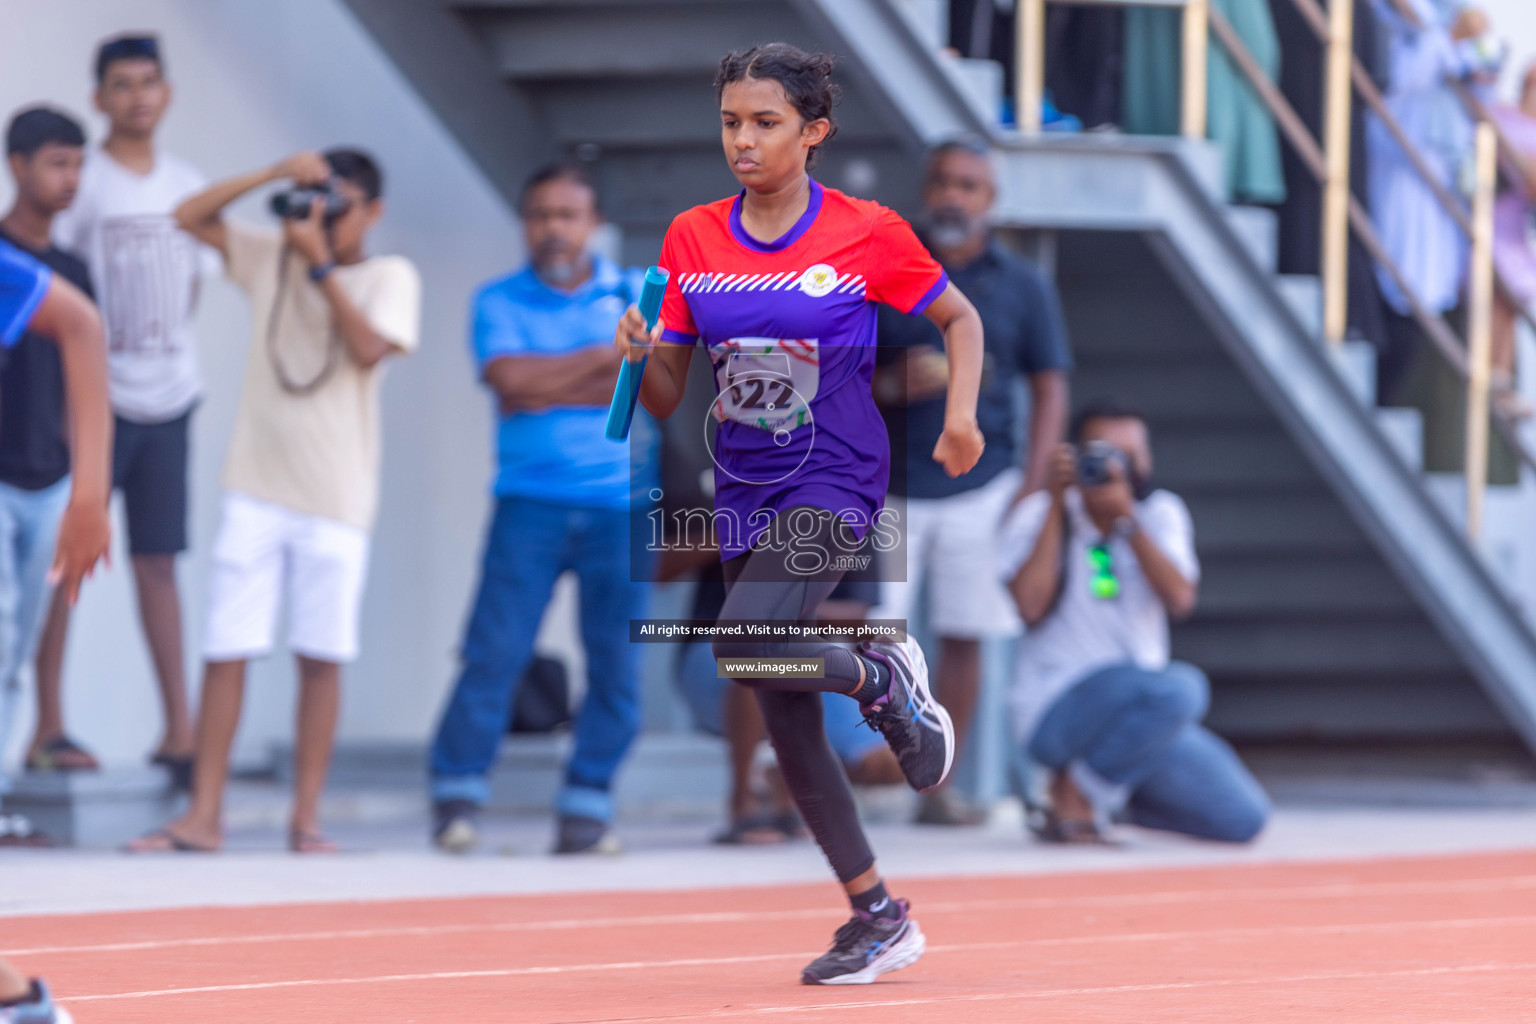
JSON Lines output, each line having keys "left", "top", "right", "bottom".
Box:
{"left": 605, "top": 266, "right": 670, "bottom": 440}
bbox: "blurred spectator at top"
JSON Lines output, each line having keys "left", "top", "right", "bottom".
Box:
{"left": 1366, "top": 1, "right": 1501, "bottom": 399}
{"left": 428, "top": 164, "right": 659, "bottom": 858}
{"left": 128, "top": 147, "right": 421, "bottom": 854}
{"left": 1124, "top": 0, "right": 1287, "bottom": 204}
{"left": 1488, "top": 62, "right": 1536, "bottom": 421}
{"left": 47, "top": 33, "right": 213, "bottom": 782}
{"left": 0, "top": 107, "right": 96, "bottom": 803}
{"left": 998, "top": 400, "right": 1268, "bottom": 845}
{"left": 874, "top": 138, "right": 1070, "bottom": 827}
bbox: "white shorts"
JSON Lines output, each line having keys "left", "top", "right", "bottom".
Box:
{"left": 874, "top": 468, "right": 1023, "bottom": 640}
{"left": 203, "top": 492, "right": 371, "bottom": 664}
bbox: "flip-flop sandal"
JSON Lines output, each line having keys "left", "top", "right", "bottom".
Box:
{"left": 1027, "top": 807, "right": 1113, "bottom": 845}
{"left": 124, "top": 827, "right": 218, "bottom": 854}
{"left": 290, "top": 830, "right": 340, "bottom": 854}
{"left": 26, "top": 735, "right": 101, "bottom": 773}
{"left": 713, "top": 813, "right": 789, "bottom": 846}
{"left": 0, "top": 814, "right": 52, "bottom": 847}
{"left": 150, "top": 752, "right": 195, "bottom": 792}
{"left": 772, "top": 810, "right": 808, "bottom": 839}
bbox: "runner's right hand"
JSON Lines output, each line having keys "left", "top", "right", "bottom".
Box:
{"left": 614, "top": 304, "right": 662, "bottom": 362}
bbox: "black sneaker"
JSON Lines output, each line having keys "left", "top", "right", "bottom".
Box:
{"left": 800, "top": 900, "right": 926, "bottom": 985}
{"left": 553, "top": 815, "right": 621, "bottom": 855}
{"left": 859, "top": 638, "right": 955, "bottom": 793}
{"left": 0, "top": 980, "right": 73, "bottom": 1023}
{"left": 432, "top": 799, "right": 480, "bottom": 854}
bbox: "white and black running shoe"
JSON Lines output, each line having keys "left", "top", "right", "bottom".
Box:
{"left": 800, "top": 900, "right": 926, "bottom": 985}
{"left": 859, "top": 638, "right": 955, "bottom": 793}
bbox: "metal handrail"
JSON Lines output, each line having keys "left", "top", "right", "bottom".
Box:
{"left": 1015, "top": 0, "right": 1535, "bottom": 535}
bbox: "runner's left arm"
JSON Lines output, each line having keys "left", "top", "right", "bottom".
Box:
{"left": 921, "top": 283, "right": 985, "bottom": 478}
{"left": 28, "top": 275, "right": 112, "bottom": 604}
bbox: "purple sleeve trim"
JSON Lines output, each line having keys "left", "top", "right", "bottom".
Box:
{"left": 906, "top": 271, "right": 950, "bottom": 317}
{"left": 660, "top": 328, "right": 698, "bottom": 345}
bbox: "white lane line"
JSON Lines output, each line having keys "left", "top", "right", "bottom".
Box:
{"left": 65, "top": 953, "right": 812, "bottom": 1002}
{"left": 572, "top": 962, "right": 1536, "bottom": 1022}
{"left": 57, "top": 917, "right": 1536, "bottom": 1004}
{"left": 10, "top": 872, "right": 1536, "bottom": 958}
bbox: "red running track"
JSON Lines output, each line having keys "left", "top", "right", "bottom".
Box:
{"left": 4, "top": 849, "right": 1535, "bottom": 1022}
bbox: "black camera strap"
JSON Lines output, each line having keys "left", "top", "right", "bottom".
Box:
{"left": 267, "top": 242, "right": 343, "bottom": 395}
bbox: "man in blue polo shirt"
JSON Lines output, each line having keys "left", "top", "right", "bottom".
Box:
{"left": 429, "top": 164, "right": 657, "bottom": 856}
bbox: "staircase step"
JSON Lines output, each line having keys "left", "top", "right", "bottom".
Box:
{"left": 1072, "top": 361, "right": 1268, "bottom": 422}
{"left": 889, "top": 0, "right": 947, "bottom": 51}
{"left": 1277, "top": 274, "right": 1322, "bottom": 339}
{"left": 1375, "top": 406, "right": 1425, "bottom": 471}
{"left": 1332, "top": 339, "right": 1377, "bottom": 406}
{"left": 1197, "top": 554, "right": 1417, "bottom": 616}
{"left": 1152, "top": 428, "right": 1318, "bottom": 489}
{"left": 1184, "top": 490, "right": 1367, "bottom": 553}
{"left": 1424, "top": 472, "right": 1466, "bottom": 528}
{"left": 1172, "top": 618, "right": 1463, "bottom": 674}
{"left": 528, "top": 76, "right": 893, "bottom": 147}
{"left": 1224, "top": 205, "right": 1278, "bottom": 273}
{"left": 470, "top": 2, "right": 800, "bottom": 81}
{"left": 943, "top": 55, "right": 1005, "bottom": 126}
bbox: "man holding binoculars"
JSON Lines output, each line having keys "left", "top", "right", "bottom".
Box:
{"left": 999, "top": 399, "right": 1269, "bottom": 846}
{"left": 129, "top": 149, "right": 420, "bottom": 853}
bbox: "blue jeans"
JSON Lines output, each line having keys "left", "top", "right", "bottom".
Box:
{"left": 430, "top": 496, "right": 652, "bottom": 822}
{"left": 675, "top": 641, "right": 883, "bottom": 767}
{"left": 1029, "top": 661, "right": 1269, "bottom": 842}
{"left": 0, "top": 477, "right": 71, "bottom": 796}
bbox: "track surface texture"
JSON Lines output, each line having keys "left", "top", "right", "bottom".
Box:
{"left": 4, "top": 849, "right": 1534, "bottom": 1023}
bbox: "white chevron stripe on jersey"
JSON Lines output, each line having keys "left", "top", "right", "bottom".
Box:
{"left": 683, "top": 270, "right": 869, "bottom": 293}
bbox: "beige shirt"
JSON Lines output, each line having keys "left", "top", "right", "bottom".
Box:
{"left": 221, "top": 223, "right": 420, "bottom": 531}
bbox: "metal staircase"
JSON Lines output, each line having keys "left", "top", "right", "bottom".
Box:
{"left": 342, "top": 0, "right": 1536, "bottom": 748}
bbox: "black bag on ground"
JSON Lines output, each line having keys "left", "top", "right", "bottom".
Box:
{"left": 508, "top": 654, "right": 573, "bottom": 734}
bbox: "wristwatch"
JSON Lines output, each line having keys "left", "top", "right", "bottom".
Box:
{"left": 1110, "top": 515, "right": 1140, "bottom": 541}
{"left": 308, "top": 260, "right": 336, "bottom": 283}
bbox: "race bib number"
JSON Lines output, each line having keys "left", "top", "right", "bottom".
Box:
{"left": 709, "top": 338, "right": 820, "bottom": 431}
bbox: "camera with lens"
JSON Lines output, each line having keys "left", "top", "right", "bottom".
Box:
{"left": 269, "top": 181, "right": 350, "bottom": 224}
{"left": 1076, "top": 440, "right": 1129, "bottom": 487}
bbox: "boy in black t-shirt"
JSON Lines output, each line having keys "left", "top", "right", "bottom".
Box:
{"left": 0, "top": 108, "right": 98, "bottom": 829}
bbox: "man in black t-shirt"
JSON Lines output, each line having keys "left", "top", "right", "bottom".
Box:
{"left": 874, "top": 139, "right": 1072, "bottom": 826}
{"left": 0, "top": 107, "right": 99, "bottom": 825}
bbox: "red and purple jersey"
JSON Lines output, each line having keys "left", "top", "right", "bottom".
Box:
{"left": 658, "top": 179, "right": 947, "bottom": 558}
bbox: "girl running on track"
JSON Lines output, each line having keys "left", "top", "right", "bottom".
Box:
{"left": 614, "top": 43, "right": 985, "bottom": 985}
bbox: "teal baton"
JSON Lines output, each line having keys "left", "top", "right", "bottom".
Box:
{"left": 605, "top": 266, "right": 670, "bottom": 440}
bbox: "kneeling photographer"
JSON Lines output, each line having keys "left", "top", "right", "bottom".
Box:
{"left": 127, "top": 150, "right": 420, "bottom": 854}
{"left": 998, "top": 399, "right": 1268, "bottom": 846}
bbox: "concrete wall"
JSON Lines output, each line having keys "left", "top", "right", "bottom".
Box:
{"left": 0, "top": 0, "right": 564, "bottom": 771}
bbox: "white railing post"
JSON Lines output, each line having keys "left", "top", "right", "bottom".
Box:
{"left": 1017, "top": 0, "right": 1046, "bottom": 135}
{"left": 1466, "top": 121, "right": 1498, "bottom": 540}
{"left": 1321, "top": 0, "right": 1354, "bottom": 346}
{"left": 1181, "top": 0, "right": 1209, "bottom": 139}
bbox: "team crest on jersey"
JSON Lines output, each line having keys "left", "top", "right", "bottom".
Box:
{"left": 798, "top": 264, "right": 840, "bottom": 298}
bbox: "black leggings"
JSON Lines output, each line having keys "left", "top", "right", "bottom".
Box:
{"left": 714, "top": 507, "right": 877, "bottom": 883}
